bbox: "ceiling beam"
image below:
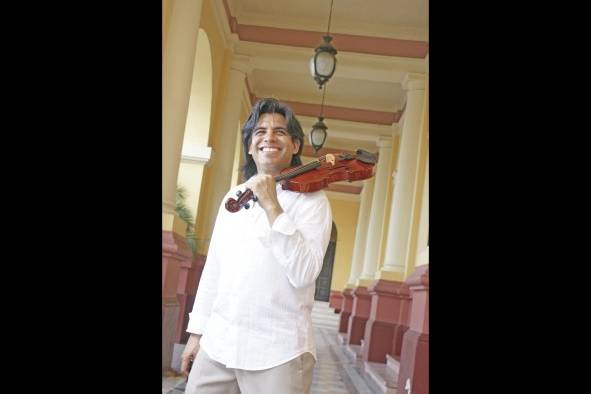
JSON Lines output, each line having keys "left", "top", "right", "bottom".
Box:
{"left": 237, "top": 41, "right": 426, "bottom": 85}
{"left": 221, "top": 0, "right": 428, "bottom": 59}
{"left": 282, "top": 99, "right": 400, "bottom": 125}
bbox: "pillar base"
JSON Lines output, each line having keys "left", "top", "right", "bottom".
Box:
{"left": 397, "top": 330, "right": 429, "bottom": 394}
{"left": 391, "top": 323, "right": 409, "bottom": 358}
{"left": 397, "top": 264, "right": 429, "bottom": 394}
{"left": 347, "top": 315, "right": 369, "bottom": 345}
{"left": 329, "top": 290, "right": 343, "bottom": 313}
{"left": 362, "top": 279, "right": 408, "bottom": 363}
{"left": 346, "top": 286, "right": 371, "bottom": 345}
{"left": 162, "top": 231, "right": 192, "bottom": 371}
{"left": 339, "top": 288, "right": 354, "bottom": 333}
{"left": 162, "top": 296, "right": 180, "bottom": 371}
{"left": 362, "top": 319, "right": 396, "bottom": 362}
{"left": 339, "top": 311, "right": 351, "bottom": 333}
{"left": 175, "top": 254, "right": 206, "bottom": 344}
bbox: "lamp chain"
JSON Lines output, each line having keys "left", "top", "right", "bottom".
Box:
{"left": 326, "top": 0, "right": 334, "bottom": 35}
{"left": 320, "top": 84, "right": 327, "bottom": 118}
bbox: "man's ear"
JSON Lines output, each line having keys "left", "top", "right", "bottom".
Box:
{"left": 293, "top": 139, "right": 301, "bottom": 155}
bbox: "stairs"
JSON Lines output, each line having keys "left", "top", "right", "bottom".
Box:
{"left": 311, "top": 300, "right": 340, "bottom": 330}
{"left": 364, "top": 354, "right": 400, "bottom": 394}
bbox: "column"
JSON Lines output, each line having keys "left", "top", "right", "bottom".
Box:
{"left": 196, "top": 55, "right": 252, "bottom": 253}
{"left": 339, "top": 178, "right": 374, "bottom": 333}
{"left": 162, "top": 0, "right": 204, "bottom": 372}
{"left": 346, "top": 137, "right": 392, "bottom": 346}
{"left": 346, "top": 177, "right": 375, "bottom": 288}
{"left": 163, "top": 0, "right": 204, "bottom": 228}
{"left": 357, "top": 137, "right": 393, "bottom": 284}
{"left": 380, "top": 73, "right": 426, "bottom": 280}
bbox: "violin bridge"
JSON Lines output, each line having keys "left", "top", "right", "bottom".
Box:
{"left": 325, "top": 153, "right": 336, "bottom": 167}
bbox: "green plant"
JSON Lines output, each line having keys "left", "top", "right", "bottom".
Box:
{"left": 175, "top": 186, "right": 197, "bottom": 256}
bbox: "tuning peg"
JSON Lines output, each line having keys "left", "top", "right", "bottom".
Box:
{"left": 244, "top": 203, "right": 250, "bottom": 209}
{"left": 236, "top": 190, "right": 243, "bottom": 197}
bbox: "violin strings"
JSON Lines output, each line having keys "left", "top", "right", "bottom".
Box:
{"left": 275, "top": 155, "right": 327, "bottom": 181}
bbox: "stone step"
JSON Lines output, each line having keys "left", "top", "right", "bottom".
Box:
{"left": 311, "top": 302, "right": 340, "bottom": 329}
{"left": 311, "top": 314, "right": 340, "bottom": 324}
{"left": 312, "top": 322, "right": 339, "bottom": 331}
{"left": 364, "top": 361, "right": 398, "bottom": 394}
{"left": 344, "top": 344, "right": 362, "bottom": 362}
{"left": 311, "top": 307, "right": 340, "bottom": 316}
{"left": 312, "top": 316, "right": 339, "bottom": 327}
{"left": 386, "top": 354, "right": 400, "bottom": 375}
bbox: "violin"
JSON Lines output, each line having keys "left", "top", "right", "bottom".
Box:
{"left": 225, "top": 149, "right": 378, "bottom": 213}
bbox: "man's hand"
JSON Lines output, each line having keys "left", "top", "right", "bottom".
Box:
{"left": 245, "top": 174, "right": 283, "bottom": 225}
{"left": 180, "top": 334, "right": 201, "bottom": 377}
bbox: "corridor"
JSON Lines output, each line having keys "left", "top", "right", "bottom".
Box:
{"left": 163, "top": 302, "right": 381, "bottom": 394}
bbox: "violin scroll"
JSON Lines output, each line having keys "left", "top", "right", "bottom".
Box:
{"left": 225, "top": 189, "right": 256, "bottom": 212}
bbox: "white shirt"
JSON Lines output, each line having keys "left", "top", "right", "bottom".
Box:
{"left": 186, "top": 182, "right": 333, "bottom": 370}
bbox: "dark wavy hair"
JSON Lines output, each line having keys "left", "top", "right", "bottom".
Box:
{"left": 241, "top": 98, "right": 305, "bottom": 180}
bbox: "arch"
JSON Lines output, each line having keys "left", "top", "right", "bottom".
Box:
{"left": 182, "top": 28, "right": 213, "bottom": 154}
{"left": 176, "top": 28, "right": 213, "bottom": 228}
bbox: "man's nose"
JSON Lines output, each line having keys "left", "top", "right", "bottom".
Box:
{"left": 263, "top": 130, "right": 277, "bottom": 141}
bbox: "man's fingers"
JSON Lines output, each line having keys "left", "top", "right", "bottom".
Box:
{"left": 180, "top": 356, "right": 192, "bottom": 376}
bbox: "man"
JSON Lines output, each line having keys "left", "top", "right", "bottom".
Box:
{"left": 181, "top": 98, "right": 333, "bottom": 393}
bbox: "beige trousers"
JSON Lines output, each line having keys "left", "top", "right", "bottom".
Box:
{"left": 185, "top": 349, "right": 315, "bottom": 394}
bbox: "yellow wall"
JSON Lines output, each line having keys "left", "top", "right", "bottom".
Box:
{"left": 327, "top": 197, "right": 360, "bottom": 291}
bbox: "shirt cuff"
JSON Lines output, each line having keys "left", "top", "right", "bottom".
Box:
{"left": 271, "top": 212, "right": 297, "bottom": 235}
{"left": 186, "top": 312, "right": 208, "bottom": 335}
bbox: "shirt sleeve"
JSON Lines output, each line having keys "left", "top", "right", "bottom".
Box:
{"left": 186, "top": 197, "right": 227, "bottom": 335}
{"left": 269, "top": 191, "right": 333, "bottom": 289}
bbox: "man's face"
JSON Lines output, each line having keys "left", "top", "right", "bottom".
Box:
{"left": 248, "top": 112, "right": 301, "bottom": 177}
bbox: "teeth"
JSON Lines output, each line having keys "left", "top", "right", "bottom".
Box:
{"left": 261, "top": 148, "right": 279, "bottom": 152}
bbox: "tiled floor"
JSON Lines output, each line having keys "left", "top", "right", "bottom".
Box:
{"left": 163, "top": 326, "right": 380, "bottom": 394}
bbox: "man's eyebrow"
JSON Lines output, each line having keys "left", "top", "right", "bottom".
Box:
{"left": 254, "top": 126, "right": 287, "bottom": 130}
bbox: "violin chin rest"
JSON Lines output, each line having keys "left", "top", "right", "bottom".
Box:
{"left": 356, "top": 149, "right": 378, "bottom": 164}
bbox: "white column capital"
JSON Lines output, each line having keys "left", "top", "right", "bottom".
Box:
{"left": 402, "top": 72, "right": 426, "bottom": 91}
{"left": 376, "top": 136, "right": 393, "bottom": 148}
{"left": 231, "top": 54, "right": 252, "bottom": 74}
{"left": 181, "top": 145, "right": 213, "bottom": 164}
{"left": 162, "top": 200, "right": 176, "bottom": 215}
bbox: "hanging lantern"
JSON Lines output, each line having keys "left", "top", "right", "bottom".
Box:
{"left": 309, "top": 35, "right": 338, "bottom": 89}
{"left": 309, "top": 117, "right": 328, "bottom": 152}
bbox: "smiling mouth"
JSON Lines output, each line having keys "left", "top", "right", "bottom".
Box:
{"left": 259, "top": 147, "right": 280, "bottom": 152}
